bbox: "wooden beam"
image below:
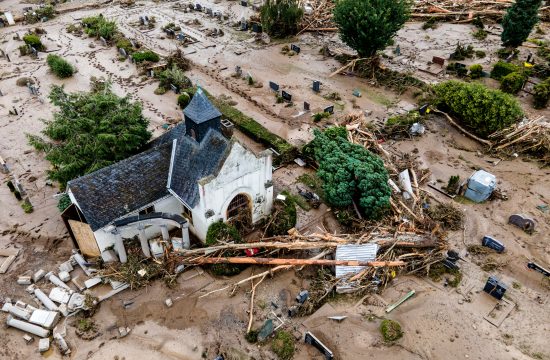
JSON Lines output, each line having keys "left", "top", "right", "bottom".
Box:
{"left": 183, "top": 257, "right": 405, "bottom": 267}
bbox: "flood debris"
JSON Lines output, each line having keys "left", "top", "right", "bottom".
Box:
{"left": 386, "top": 290, "right": 415, "bottom": 313}
{"left": 482, "top": 236, "right": 506, "bottom": 253}
{"left": 508, "top": 214, "right": 536, "bottom": 233}
{"left": 483, "top": 276, "right": 507, "bottom": 300}
{"left": 304, "top": 331, "right": 334, "bottom": 360}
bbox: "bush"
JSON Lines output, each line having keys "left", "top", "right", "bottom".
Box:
{"left": 449, "top": 43, "right": 474, "bottom": 60}
{"left": 82, "top": 15, "right": 117, "bottom": 40}
{"left": 23, "top": 34, "right": 44, "bottom": 51}
{"left": 432, "top": 80, "right": 524, "bottom": 137}
{"left": 25, "top": 5, "right": 55, "bottom": 24}
{"left": 475, "top": 50, "right": 486, "bottom": 58}
{"left": 447, "top": 63, "right": 468, "bottom": 77}
{"left": 264, "top": 198, "right": 297, "bottom": 237}
{"left": 490, "top": 61, "right": 520, "bottom": 81}
{"left": 132, "top": 50, "right": 160, "bottom": 63}
{"left": 205, "top": 222, "right": 241, "bottom": 246}
{"left": 334, "top": 0, "right": 411, "bottom": 57}
{"left": 469, "top": 64, "right": 483, "bottom": 79}
{"left": 116, "top": 38, "right": 134, "bottom": 54}
{"left": 472, "top": 29, "right": 488, "bottom": 40}
{"left": 21, "top": 200, "right": 34, "bottom": 214}
{"left": 501, "top": 0, "right": 543, "bottom": 48}
{"left": 158, "top": 65, "right": 191, "bottom": 89}
{"left": 533, "top": 79, "right": 550, "bottom": 109}
{"left": 271, "top": 331, "right": 295, "bottom": 360}
{"left": 380, "top": 319, "right": 403, "bottom": 342}
{"left": 260, "top": 0, "right": 303, "bottom": 38}
{"left": 500, "top": 72, "right": 525, "bottom": 94}
{"left": 312, "top": 112, "right": 330, "bottom": 122}
{"left": 177, "top": 92, "right": 191, "bottom": 108}
{"left": 46, "top": 54, "right": 75, "bottom": 78}
{"left": 57, "top": 193, "right": 72, "bottom": 212}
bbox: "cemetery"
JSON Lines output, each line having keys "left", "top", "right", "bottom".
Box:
{"left": 0, "top": 0, "right": 549, "bottom": 359}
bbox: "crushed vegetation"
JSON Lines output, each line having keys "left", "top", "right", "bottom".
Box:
{"left": 271, "top": 330, "right": 296, "bottom": 360}
{"left": 427, "top": 203, "right": 463, "bottom": 230}
{"left": 380, "top": 319, "right": 403, "bottom": 342}
{"left": 428, "top": 263, "right": 462, "bottom": 287}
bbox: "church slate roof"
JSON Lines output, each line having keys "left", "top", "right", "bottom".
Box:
{"left": 67, "top": 142, "right": 173, "bottom": 231}
{"left": 183, "top": 88, "right": 222, "bottom": 124}
{"left": 168, "top": 128, "right": 230, "bottom": 208}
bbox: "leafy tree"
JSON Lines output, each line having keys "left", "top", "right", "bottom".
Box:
{"left": 333, "top": 0, "right": 411, "bottom": 57}
{"left": 47, "top": 54, "right": 75, "bottom": 78}
{"left": 27, "top": 85, "right": 151, "bottom": 188}
{"left": 311, "top": 128, "right": 390, "bottom": 219}
{"left": 501, "top": 0, "right": 543, "bottom": 48}
{"left": 433, "top": 80, "right": 524, "bottom": 138}
{"left": 260, "top": 0, "right": 304, "bottom": 38}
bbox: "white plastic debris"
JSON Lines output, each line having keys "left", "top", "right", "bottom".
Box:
{"left": 33, "top": 269, "right": 46, "bottom": 283}
{"left": 58, "top": 271, "right": 71, "bottom": 282}
{"left": 29, "top": 309, "right": 60, "bottom": 329}
{"left": 410, "top": 122, "right": 425, "bottom": 135}
{"left": 165, "top": 298, "right": 173, "bottom": 308}
{"left": 17, "top": 276, "right": 32, "bottom": 285}
{"left": 38, "top": 338, "right": 50, "bottom": 352}
{"left": 48, "top": 287, "right": 71, "bottom": 304}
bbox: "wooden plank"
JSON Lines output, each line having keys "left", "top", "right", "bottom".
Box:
{"left": 68, "top": 220, "right": 100, "bottom": 257}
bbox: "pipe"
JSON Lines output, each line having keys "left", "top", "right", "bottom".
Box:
{"left": 112, "top": 229, "right": 127, "bottom": 263}
{"left": 9, "top": 305, "right": 31, "bottom": 321}
{"left": 45, "top": 272, "right": 70, "bottom": 290}
{"left": 181, "top": 222, "right": 190, "bottom": 250}
{"left": 6, "top": 315, "right": 50, "bottom": 338}
{"left": 138, "top": 225, "right": 151, "bottom": 258}
{"left": 34, "top": 288, "right": 58, "bottom": 311}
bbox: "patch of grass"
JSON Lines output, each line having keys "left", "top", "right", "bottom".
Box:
{"left": 364, "top": 88, "right": 395, "bottom": 107}
{"left": 512, "top": 281, "right": 522, "bottom": 289}
{"left": 475, "top": 50, "right": 486, "bottom": 58}
{"left": 271, "top": 330, "right": 295, "bottom": 360}
{"left": 454, "top": 195, "right": 475, "bottom": 205}
{"left": 428, "top": 262, "right": 462, "bottom": 287}
{"left": 77, "top": 318, "right": 96, "bottom": 332}
{"left": 296, "top": 173, "right": 325, "bottom": 200}
{"left": 427, "top": 203, "right": 463, "bottom": 230}
{"left": 473, "top": 29, "right": 488, "bottom": 40}
{"left": 281, "top": 190, "right": 311, "bottom": 211}
{"left": 448, "top": 269, "right": 462, "bottom": 287}
{"left": 21, "top": 201, "right": 34, "bottom": 214}
{"left": 380, "top": 319, "right": 403, "bottom": 342}
{"left": 467, "top": 244, "right": 491, "bottom": 255}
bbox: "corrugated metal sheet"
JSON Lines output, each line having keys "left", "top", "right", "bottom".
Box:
{"left": 335, "top": 244, "right": 379, "bottom": 278}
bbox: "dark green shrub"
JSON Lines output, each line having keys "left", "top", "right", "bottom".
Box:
{"left": 21, "top": 200, "right": 34, "bottom": 214}
{"left": 469, "top": 64, "right": 483, "bottom": 79}
{"left": 312, "top": 112, "right": 330, "bottom": 122}
{"left": 177, "top": 92, "right": 191, "bottom": 108}
{"left": 472, "top": 29, "right": 488, "bottom": 40}
{"left": 334, "top": 0, "right": 411, "bottom": 57}
{"left": 205, "top": 222, "right": 241, "bottom": 246}
{"left": 47, "top": 54, "right": 75, "bottom": 78}
{"left": 82, "top": 15, "right": 117, "bottom": 40}
{"left": 159, "top": 65, "right": 191, "bottom": 89}
{"left": 380, "top": 319, "right": 403, "bottom": 342}
{"left": 449, "top": 43, "right": 474, "bottom": 60}
{"left": 116, "top": 38, "right": 133, "bottom": 54}
{"left": 57, "top": 193, "right": 72, "bottom": 212}
{"left": 23, "top": 34, "right": 44, "bottom": 51}
{"left": 490, "top": 61, "right": 520, "bottom": 81}
{"left": 475, "top": 50, "right": 486, "bottom": 58}
{"left": 25, "top": 5, "right": 55, "bottom": 24}
{"left": 446, "top": 63, "right": 468, "bottom": 77}
{"left": 260, "top": 0, "right": 303, "bottom": 38}
{"left": 497, "top": 47, "right": 518, "bottom": 59}
{"left": 264, "top": 199, "right": 297, "bottom": 237}
{"left": 432, "top": 80, "right": 524, "bottom": 138}
{"left": 132, "top": 51, "right": 160, "bottom": 63}
{"left": 271, "top": 331, "right": 295, "bottom": 360}
{"left": 500, "top": 72, "right": 525, "bottom": 94}
{"left": 533, "top": 79, "right": 550, "bottom": 108}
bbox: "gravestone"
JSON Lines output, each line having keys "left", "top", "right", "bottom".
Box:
{"left": 144, "top": 16, "right": 149, "bottom": 22}
{"left": 281, "top": 90, "right": 292, "bottom": 102}
{"left": 291, "top": 44, "right": 301, "bottom": 54}
{"left": 139, "top": 16, "right": 145, "bottom": 25}
{"left": 119, "top": 48, "right": 127, "bottom": 58}
{"left": 130, "top": 40, "right": 136, "bottom": 48}
{"left": 148, "top": 69, "right": 154, "bottom": 77}
{"left": 170, "top": 84, "right": 180, "bottom": 94}
{"left": 432, "top": 56, "right": 445, "bottom": 67}
{"left": 304, "top": 102, "right": 310, "bottom": 111}
{"left": 241, "top": 0, "right": 248, "bottom": 6}
{"left": 195, "top": 4, "right": 202, "bottom": 11}
{"left": 176, "top": 33, "right": 185, "bottom": 42}
{"left": 30, "top": 46, "right": 38, "bottom": 57}
{"left": 235, "top": 65, "right": 242, "bottom": 76}
{"left": 312, "top": 80, "right": 320, "bottom": 93}
{"left": 240, "top": 21, "right": 248, "bottom": 31}
{"left": 206, "top": 8, "right": 213, "bottom": 16}
{"left": 252, "top": 23, "right": 262, "bottom": 33}
{"left": 324, "top": 105, "right": 334, "bottom": 114}
{"left": 269, "top": 81, "right": 279, "bottom": 92}
{"left": 100, "top": 36, "right": 107, "bottom": 46}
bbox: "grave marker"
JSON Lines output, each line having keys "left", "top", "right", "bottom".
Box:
{"left": 235, "top": 65, "right": 242, "bottom": 76}
{"left": 170, "top": 84, "right": 180, "bottom": 94}
{"left": 176, "top": 33, "right": 185, "bottom": 42}
{"left": 100, "top": 36, "right": 107, "bottom": 46}
{"left": 312, "top": 80, "right": 320, "bottom": 93}
{"left": 432, "top": 56, "right": 445, "bottom": 67}
{"left": 269, "top": 81, "right": 279, "bottom": 92}
{"left": 324, "top": 105, "right": 334, "bottom": 114}
{"left": 281, "top": 90, "right": 292, "bottom": 102}
{"left": 195, "top": 4, "right": 202, "bottom": 11}
{"left": 252, "top": 23, "right": 262, "bottom": 33}
{"left": 240, "top": 21, "right": 248, "bottom": 31}
{"left": 291, "top": 44, "right": 301, "bottom": 54}
{"left": 241, "top": 0, "right": 248, "bottom": 6}
{"left": 304, "top": 102, "right": 310, "bottom": 111}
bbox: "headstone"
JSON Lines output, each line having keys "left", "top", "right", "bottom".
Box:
{"left": 206, "top": 8, "right": 213, "bottom": 16}
{"left": 304, "top": 102, "right": 310, "bottom": 111}
{"left": 30, "top": 46, "right": 38, "bottom": 57}
{"left": 281, "top": 90, "right": 292, "bottom": 102}
{"left": 100, "top": 36, "right": 107, "bottom": 46}
{"left": 252, "top": 23, "right": 262, "bottom": 33}
{"left": 130, "top": 40, "right": 136, "bottom": 48}
{"left": 235, "top": 65, "right": 242, "bottom": 76}
{"left": 291, "top": 44, "right": 301, "bottom": 54}
{"left": 312, "top": 80, "right": 320, "bottom": 93}
{"left": 139, "top": 16, "right": 145, "bottom": 25}
{"left": 257, "top": 319, "right": 273, "bottom": 341}
{"left": 119, "top": 48, "right": 127, "bottom": 58}
{"left": 394, "top": 45, "right": 401, "bottom": 56}
{"left": 148, "top": 69, "right": 154, "bottom": 77}
{"left": 418, "top": 104, "right": 429, "bottom": 115}
{"left": 170, "top": 84, "right": 180, "bottom": 94}
{"left": 269, "top": 81, "right": 279, "bottom": 92}
{"left": 241, "top": 0, "right": 248, "bottom": 6}
{"left": 195, "top": 4, "right": 202, "bottom": 11}
{"left": 176, "top": 33, "right": 185, "bottom": 42}
{"left": 144, "top": 16, "right": 149, "bottom": 22}
{"left": 240, "top": 21, "right": 248, "bottom": 31}
{"left": 483, "top": 276, "right": 507, "bottom": 300}
{"left": 324, "top": 105, "right": 334, "bottom": 114}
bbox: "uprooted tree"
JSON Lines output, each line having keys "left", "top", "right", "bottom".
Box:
{"left": 501, "top": 0, "right": 543, "bottom": 48}
{"left": 432, "top": 80, "right": 524, "bottom": 138}
{"left": 333, "top": 0, "right": 411, "bottom": 58}
{"left": 311, "top": 127, "right": 391, "bottom": 219}
{"left": 260, "top": 0, "right": 304, "bottom": 38}
{"left": 27, "top": 84, "right": 151, "bottom": 188}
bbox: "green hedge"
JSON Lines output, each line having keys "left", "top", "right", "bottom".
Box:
{"left": 131, "top": 51, "right": 159, "bottom": 63}
{"left": 433, "top": 80, "right": 524, "bottom": 138}
{"left": 500, "top": 72, "right": 525, "bottom": 94}
{"left": 490, "top": 61, "right": 520, "bottom": 81}
{"left": 469, "top": 64, "right": 483, "bottom": 79}
{"left": 47, "top": 54, "right": 75, "bottom": 78}
{"left": 82, "top": 15, "right": 117, "bottom": 40}
{"left": 533, "top": 79, "right": 550, "bottom": 109}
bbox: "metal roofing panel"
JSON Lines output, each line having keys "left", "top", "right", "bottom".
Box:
{"left": 335, "top": 244, "right": 379, "bottom": 278}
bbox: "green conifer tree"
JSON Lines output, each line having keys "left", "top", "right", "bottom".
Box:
{"left": 501, "top": 0, "right": 543, "bottom": 48}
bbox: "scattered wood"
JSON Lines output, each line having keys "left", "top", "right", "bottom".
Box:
{"left": 183, "top": 256, "right": 406, "bottom": 267}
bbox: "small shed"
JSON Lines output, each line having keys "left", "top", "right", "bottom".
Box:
{"left": 464, "top": 170, "right": 496, "bottom": 203}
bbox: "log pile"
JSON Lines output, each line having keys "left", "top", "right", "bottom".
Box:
{"left": 488, "top": 117, "right": 550, "bottom": 166}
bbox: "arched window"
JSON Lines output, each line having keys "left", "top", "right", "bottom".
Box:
{"left": 227, "top": 194, "right": 249, "bottom": 219}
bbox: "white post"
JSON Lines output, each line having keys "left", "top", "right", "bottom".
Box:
{"left": 112, "top": 229, "right": 127, "bottom": 263}
{"left": 6, "top": 315, "right": 50, "bottom": 338}
{"left": 181, "top": 222, "right": 190, "bottom": 250}
{"left": 138, "top": 225, "right": 151, "bottom": 258}
{"left": 45, "top": 272, "right": 71, "bottom": 291}
{"left": 160, "top": 224, "right": 169, "bottom": 241}
{"left": 34, "top": 288, "right": 58, "bottom": 311}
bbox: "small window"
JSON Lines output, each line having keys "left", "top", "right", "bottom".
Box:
{"left": 182, "top": 205, "right": 193, "bottom": 225}
{"left": 139, "top": 205, "right": 155, "bottom": 215}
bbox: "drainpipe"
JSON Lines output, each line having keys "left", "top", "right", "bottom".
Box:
{"left": 6, "top": 315, "right": 50, "bottom": 338}
{"left": 160, "top": 224, "right": 169, "bottom": 241}
{"left": 34, "top": 288, "right": 58, "bottom": 311}
{"left": 137, "top": 225, "right": 151, "bottom": 258}
{"left": 45, "top": 272, "right": 71, "bottom": 291}
{"left": 181, "top": 222, "right": 190, "bottom": 250}
{"left": 112, "top": 229, "right": 127, "bottom": 263}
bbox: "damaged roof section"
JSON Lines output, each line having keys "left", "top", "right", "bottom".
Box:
{"left": 168, "top": 128, "right": 230, "bottom": 207}
{"left": 67, "top": 142, "right": 173, "bottom": 231}
{"left": 335, "top": 244, "right": 379, "bottom": 293}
